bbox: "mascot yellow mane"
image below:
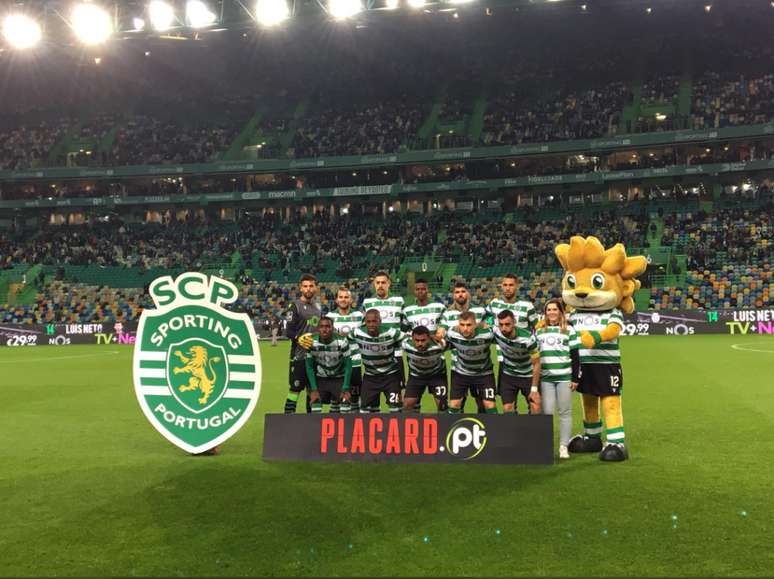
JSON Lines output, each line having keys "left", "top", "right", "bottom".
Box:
{"left": 555, "top": 236, "right": 647, "bottom": 314}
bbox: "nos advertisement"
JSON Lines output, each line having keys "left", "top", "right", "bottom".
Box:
{"left": 263, "top": 414, "right": 554, "bottom": 465}
{"left": 2, "top": 309, "right": 773, "bottom": 346}
{"left": 621, "top": 309, "right": 774, "bottom": 336}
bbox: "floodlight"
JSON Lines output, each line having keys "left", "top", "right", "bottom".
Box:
{"left": 256, "top": 0, "right": 289, "bottom": 25}
{"left": 3, "top": 15, "right": 41, "bottom": 48}
{"left": 408, "top": 0, "right": 425, "bottom": 7}
{"left": 72, "top": 4, "right": 113, "bottom": 44}
{"left": 149, "top": 1, "right": 175, "bottom": 30}
{"left": 187, "top": 1, "right": 216, "bottom": 27}
{"left": 329, "top": 0, "right": 361, "bottom": 19}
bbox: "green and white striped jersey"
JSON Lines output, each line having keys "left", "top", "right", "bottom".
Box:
{"left": 445, "top": 327, "right": 495, "bottom": 376}
{"left": 486, "top": 298, "right": 537, "bottom": 362}
{"left": 485, "top": 298, "right": 538, "bottom": 330}
{"left": 493, "top": 326, "right": 539, "bottom": 378}
{"left": 401, "top": 336, "right": 447, "bottom": 377}
{"left": 535, "top": 325, "right": 581, "bottom": 382}
{"left": 439, "top": 306, "right": 488, "bottom": 331}
{"left": 568, "top": 308, "right": 624, "bottom": 364}
{"left": 307, "top": 335, "right": 351, "bottom": 378}
{"left": 362, "top": 296, "right": 405, "bottom": 332}
{"left": 402, "top": 302, "right": 446, "bottom": 334}
{"left": 327, "top": 310, "right": 364, "bottom": 368}
{"left": 350, "top": 327, "right": 403, "bottom": 376}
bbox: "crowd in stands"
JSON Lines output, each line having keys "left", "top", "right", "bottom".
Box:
{"left": 0, "top": 119, "right": 73, "bottom": 171}
{"left": 642, "top": 74, "right": 680, "bottom": 105}
{"left": 3, "top": 192, "right": 773, "bottom": 322}
{"left": 692, "top": 72, "right": 774, "bottom": 130}
{"left": 480, "top": 80, "right": 630, "bottom": 146}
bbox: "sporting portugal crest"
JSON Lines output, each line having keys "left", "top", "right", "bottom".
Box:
{"left": 134, "top": 273, "right": 261, "bottom": 453}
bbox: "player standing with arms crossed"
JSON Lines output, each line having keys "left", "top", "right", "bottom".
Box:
{"left": 327, "top": 287, "right": 365, "bottom": 413}
{"left": 283, "top": 274, "right": 321, "bottom": 414}
{"left": 436, "top": 282, "right": 488, "bottom": 414}
{"left": 401, "top": 277, "right": 446, "bottom": 413}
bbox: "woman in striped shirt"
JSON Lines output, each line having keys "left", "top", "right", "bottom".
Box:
{"left": 536, "top": 299, "right": 581, "bottom": 459}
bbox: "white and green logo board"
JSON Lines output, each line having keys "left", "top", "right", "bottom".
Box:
{"left": 134, "top": 273, "right": 261, "bottom": 453}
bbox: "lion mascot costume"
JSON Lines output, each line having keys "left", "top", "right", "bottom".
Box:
{"left": 555, "top": 236, "right": 647, "bottom": 462}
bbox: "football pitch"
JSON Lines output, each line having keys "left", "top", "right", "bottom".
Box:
{"left": 2, "top": 335, "right": 774, "bottom": 577}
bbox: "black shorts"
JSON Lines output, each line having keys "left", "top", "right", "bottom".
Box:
{"left": 361, "top": 372, "right": 403, "bottom": 408}
{"left": 577, "top": 363, "right": 623, "bottom": 396}
{"left": 289, "top": 356, "right": 311, "bottom": 393}
{"left": 316, "top": 377, "right": 344, "bottom": 405}
{"left": 450, "top": 372, "right": 496, "bottom": 402}
{"left": 405, "top": 372, "right": 448, "bottom": 400}
{"left": 349, "top": 366, "right": 362, "bottom": 397}
{"left": 499, "top": 374, "right": 532, "bottom": 405}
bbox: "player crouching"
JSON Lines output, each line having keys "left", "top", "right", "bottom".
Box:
{"left": 402, "top": 326, "right": 449, "bottom": 413}
{"left": 304, "top": 317, "right": 353, "bottom": 412}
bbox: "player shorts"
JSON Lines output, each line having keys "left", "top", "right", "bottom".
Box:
{"left": 450, "top": 371, "right": 496, "bottom": 402}
{"left": 499, "top": 374, "right": 532, "bottom": 405}
{"left": 349, "top": 366, "right": 362, "bottom": 397}
{"left": 405, "top": 372, "right": 448, "bottom": 401}
{"left": 288, "top": 356, "right": 311, "bottom": 393}
{"left": 577, "top": 363, "right": 623, "bottom": 396}
{"left": 360, "top": 372, "right": 403, "bottom": 409}
{"left": 315, "top": 377, "right": 344, "bottom": 405}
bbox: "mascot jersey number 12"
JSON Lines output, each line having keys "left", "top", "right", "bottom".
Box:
{"left": 555, "top": 236, "right": 646, "bottom": 462}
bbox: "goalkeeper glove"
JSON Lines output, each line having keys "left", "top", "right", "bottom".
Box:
{"left": 298, "top": 333, "right": 314, "bottom": 350}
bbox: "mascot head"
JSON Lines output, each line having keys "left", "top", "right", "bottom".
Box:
{"left": 555, "top": 236, "right": 647, "bottom": 314}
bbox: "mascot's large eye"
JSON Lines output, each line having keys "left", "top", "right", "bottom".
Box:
{"left": 592, "top": 273, "right": 606, "bottom": 290}
{"left": 566, "top": 274, "right": 577, "bottom": 289}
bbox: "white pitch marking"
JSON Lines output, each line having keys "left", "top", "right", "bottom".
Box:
{"left": 229, "top": 372, "right": 257, "bottom": 383}
{"left": 224, "top": 389, "right": 255, "bottom": 399}
{"left": 731, "top": 342, "right": 774, "bottom": 354}
{"left": 227, "top": 355, "right": 255, "bottom": 365}
{"left": 138, "top": 351, "right": 167, "bottom": 361}
{"left": 137, "top": 368, "right": 166, "bottom": 379}
{"left": 0, "top": 351, "right": 121, "bottom": 364}
{"left": 138, "top": 386, "right": 172, "bottom": 396}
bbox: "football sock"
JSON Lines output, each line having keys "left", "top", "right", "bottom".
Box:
{"left": 311, "top": 401, "right": 323, "bottom": 413}
{"left": 485, "top": 407, "right": 498, "bottom": 414}
{"left": 477, "top": 406, "right": 486, "bottom": 414}
{"left": 449, "top": 407, "right": 462, "bottom": 414}
{"left": 305, "top": 394, "right": 312, "bottom": 414}
{"left": 504, "top": 410, "right": 515, "bottom": 415}
{"left": 584, "top": 420, "right": 603, "bottom": 439}
{"left": 350, "top": 396, "right": 360, "bottom": 414}
{"left": 413, "top": 402, "right": 422, "bottom": 414}
{"left": 606, "top": 426, "right": 625, "bottom": 445}
{"left": 340, "top": 403, "right": 351, "bottom": 413}
{"left": 330, "top": 401, "right": 341, "bottom": 413}
{"left": 388, "top": 404, "right": 401, "bottom": 413}
{"left": 284, "top": 393, "right": 299, "bottom": 414}
{"left": 370, "top": 406, "right": 380, "bottom": 413}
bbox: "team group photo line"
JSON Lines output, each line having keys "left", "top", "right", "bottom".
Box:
{"left": 281, "top": 236, "right": 645, "bottom": 462}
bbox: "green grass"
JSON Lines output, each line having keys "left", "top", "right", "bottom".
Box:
{"left": 2, "top": 335, "right": 774, "bottom": 577}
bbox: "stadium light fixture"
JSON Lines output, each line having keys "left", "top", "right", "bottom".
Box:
{"left": 646, "top": 7, "right": 652, "bottom": 13}
{"left": 149, "top": 1, "right": 176, "bottom": 31}
{"left": 255, "top": 0, "right": 289, "bottom": 26}
{"left": 187, "top": 0, "right": 217, "bottom": 27}
{"left": 704, "top": 5, "right": 711, "bottom": 12}
{"left": 133, "top": 17, "right": 145, "bottom": 29}
{"left": 385, "top": 0, "right": 399, "bottom": 8}
{"left": 329, "top": 0, "right": 362, "bottom": 19}
{"left": 2, "top": 14, "right": 42, "bottom": 48}
{"left": 408, "top": 0, "right": 425, "bottom": 7}
{"left": 72, "top": 4, "right": 113, "bottom": 44}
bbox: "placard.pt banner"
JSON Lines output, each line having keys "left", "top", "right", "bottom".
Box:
{"left": 262, "top": 414, "right": 555, "bottom": 465}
